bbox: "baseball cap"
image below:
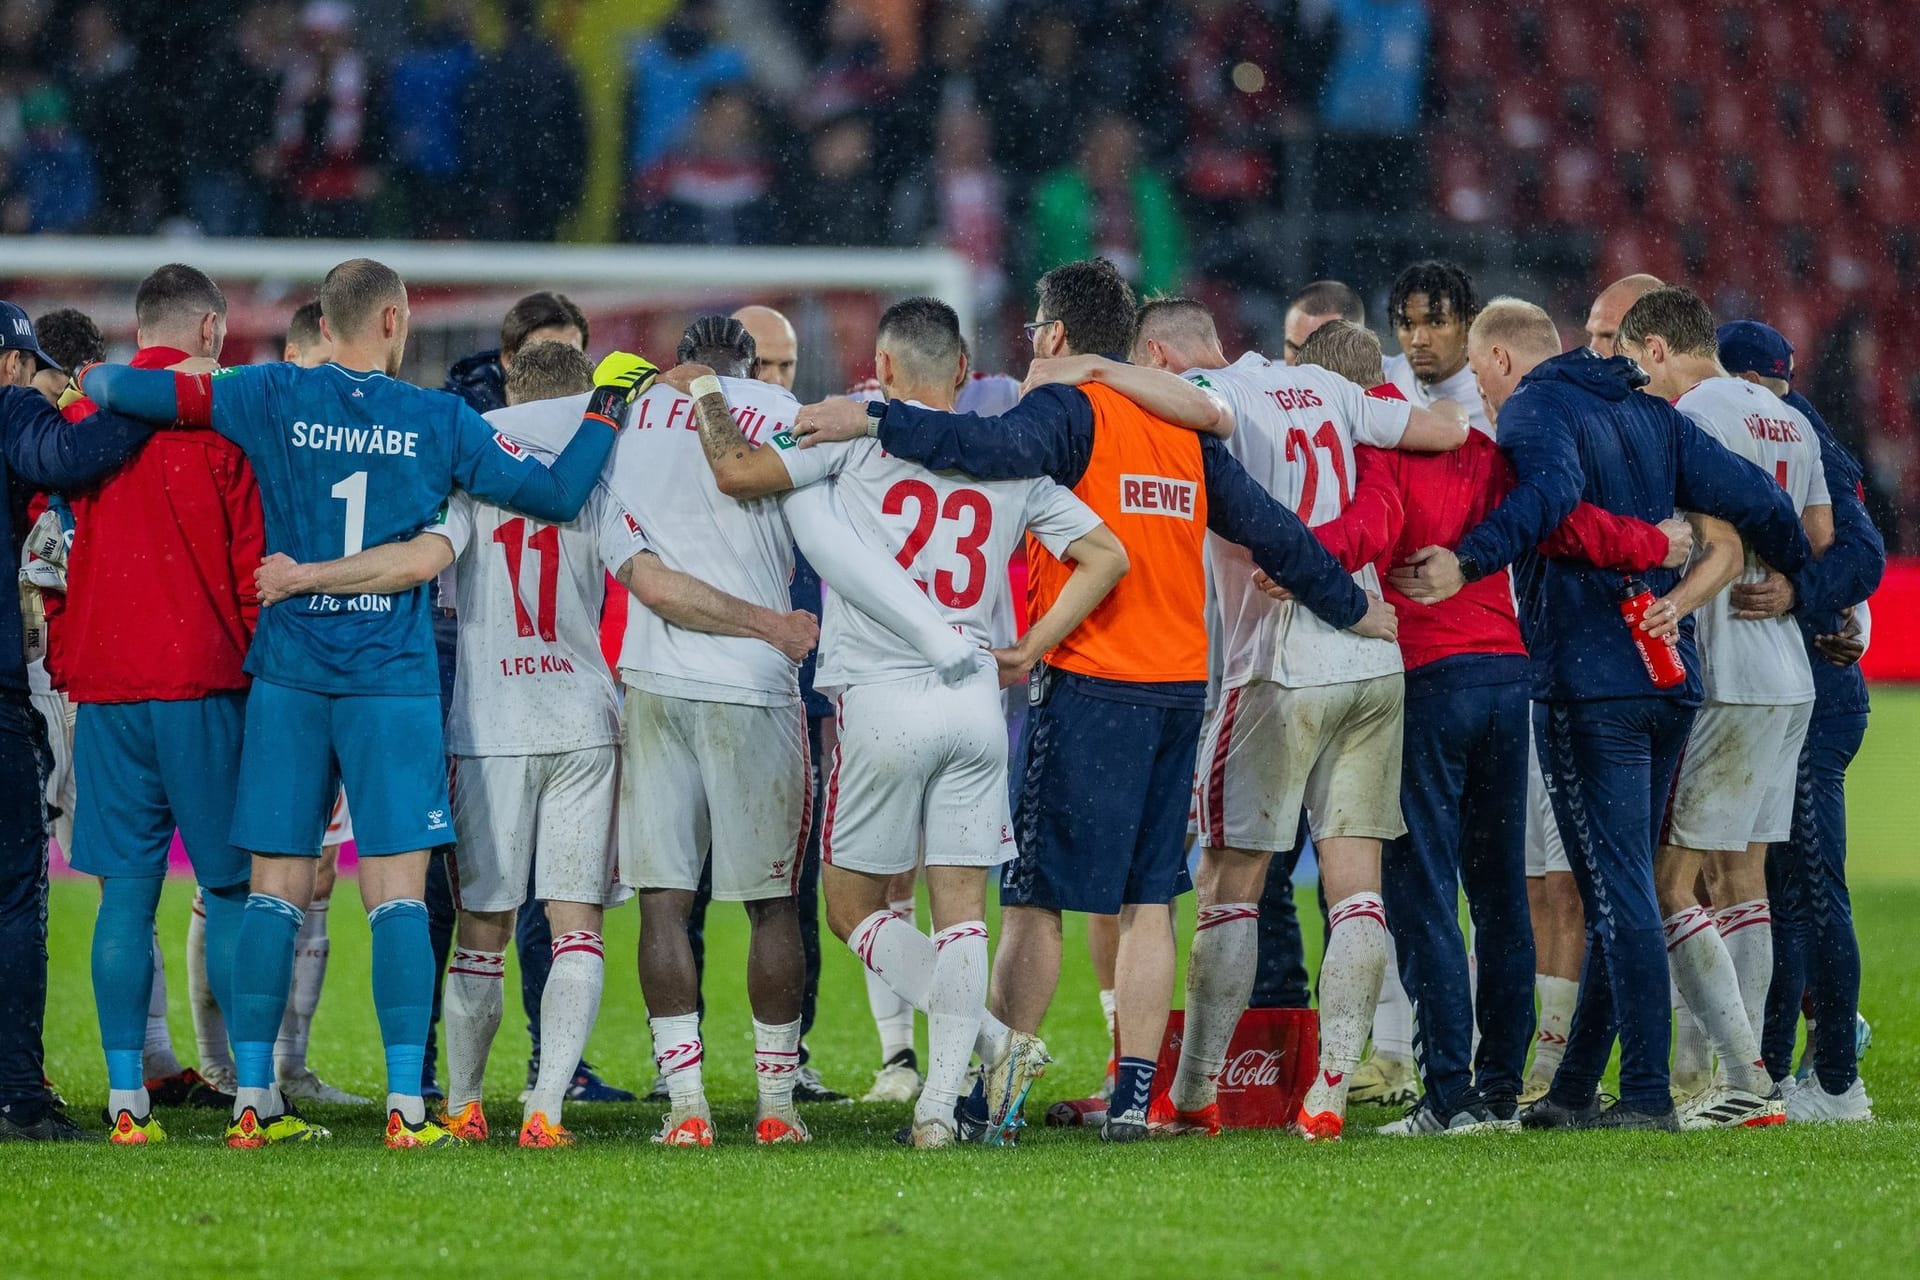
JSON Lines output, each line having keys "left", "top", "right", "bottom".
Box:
{"left": 0, "top": 301, "right": 61, "bottom": 372}
{"left": 1716, "top": 320, "right": 1793, "bottom": 383}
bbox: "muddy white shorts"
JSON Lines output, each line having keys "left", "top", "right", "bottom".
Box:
{"left": 1196, "top": 673, "right": 1407, "bottom": 853}
{"left": 619, "top": 689, "right": 808, "bottom": 902}
{"left": 1666, "top": 700, "right": 1813, "bottom": 852}
{"left": 451, "top": 746, "right": 626, "bottom": 911}
{"left": 820, "top": 669, "right": 1014, "bottom": 877}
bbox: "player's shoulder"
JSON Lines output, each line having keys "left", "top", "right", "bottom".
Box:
{"left": 718, "top": 375, "right": 800, "bottom": 413}
{"left": 483, "top": 392, "right": 590, "bottom": 457}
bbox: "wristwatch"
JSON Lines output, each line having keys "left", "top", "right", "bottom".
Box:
{"left": 864, "top": 399, "right": 886, "bottom": 437}
{"left": 1457, "top": 553, "right": 1484, "bottom": 584}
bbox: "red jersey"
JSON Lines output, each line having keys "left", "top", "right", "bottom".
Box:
{"left": 55, "top": 346, "right": 264, "bottom": 703}
{"left": 1313, "top": 389, "right": 1669, "bottom": 670}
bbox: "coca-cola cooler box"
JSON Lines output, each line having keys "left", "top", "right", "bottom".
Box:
{"left": 1151, "top": 1007, "right": 1319, "bottom": 1128}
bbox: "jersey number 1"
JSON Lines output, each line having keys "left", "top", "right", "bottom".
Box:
{"left": 883, "top": 479, "right": 994, "bottom": 609}
{"left": 331, "top": 471, "right": 368, "bottom": 556}
{"left": 493, "top": 517, "right": 560, "bottom": 640}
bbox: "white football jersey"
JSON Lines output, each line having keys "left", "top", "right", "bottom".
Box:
{"left": 956, "top": 373, "right": 1022, "bottom": 418}
{"left": 1676, "top": 376, "right": 1829, "bottom": 706}
{"left": 606, "top": 375, "right": 817, "bottom": 707}
{"left": 439, "top": 394, "right": 649, "bottom": 756}
{"left": 803, "top": 422, "right": 1101, "bottom": 690}
{"left": 1384, "top": 351, "right": 1492, "bottom": 438}
{"left": 1191, "top": 353, "right": 1410, "bottom": 690}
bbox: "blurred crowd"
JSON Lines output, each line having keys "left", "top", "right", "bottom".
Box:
{"left": 0, "top": 0, "right": 1912, "bottom": 543}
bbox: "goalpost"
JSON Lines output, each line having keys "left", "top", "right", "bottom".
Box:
{"left": 1, "top": 238, "right": 976, "bottom": 397}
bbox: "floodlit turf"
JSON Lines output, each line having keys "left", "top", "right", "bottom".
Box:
{"left": 6, "top": 690, "right": 1920, "bottom": 1278}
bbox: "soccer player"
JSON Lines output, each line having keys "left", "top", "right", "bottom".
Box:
{"left": 1716, "top": 322, "right": 1883, "bottom": 1120}
{"left": 1582, "top": 273, "right": 1664, "bottom": 357}
{"left": 443, "top": 290, "right": 590, "bottom": 415}
{"left": 605, "top": 317, "right": 973, "bottom": 1147}
{"left": 1383, "top": 261, "right": 1491, "bottom": 436}
{"left": 1618, "top": 288, "right": 1831, "bottom": 1128}
{"left": 2, "top": 300, "right": 167, "bottom": 1142}
{"left": 51, "top": 266, "right": 264, "bottom": 1144}
{"left": 1282, "top": 279, "right": 1366, "bottom": 364}
{"left": 1396, "top": 299, "right": 1809, "bottom": 1130}
{"left": 696, "top": 297, "right": 1129, "bottom": 1146}
{"left": 1291, "top": 314, "right": 1683, "bottom": 1133}
{"left": 76, "top": 257, "right": 628, "bottom": 1149}
{"left": 796, "top": 258, "right": 1396, "bottom": 1142}
{"left": 1128, "top": 300, "right": 1467, "bottom": 1141}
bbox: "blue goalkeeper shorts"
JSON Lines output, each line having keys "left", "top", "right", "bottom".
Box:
{"left": 71, "top": 693, "right": 250, "bottom": 888}
{"left": 230, "top": 678, "right": 452, "bottom": 857}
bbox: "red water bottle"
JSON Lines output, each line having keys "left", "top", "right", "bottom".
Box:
{"left": 1618, "top": 577, "right": 1686, "bottom": 689}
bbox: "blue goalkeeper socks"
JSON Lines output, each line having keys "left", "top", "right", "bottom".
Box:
{"left": 1113, "top": 1056, "right": 1156, "bottom": 1119}
{"left": 92, "top": 876, "right": 165, "bottom": 1091}
{"left": 199, "top": 882, "right": 248, "bottom": 1027}
{"left": 231, "top": 894, "right": 304, "bottom": 1090}
{"left": 368, "top": 898, "right": 432, "bottom": 1099}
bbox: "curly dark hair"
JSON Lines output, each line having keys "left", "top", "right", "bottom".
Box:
{"left": 1388, "top": 260, "right": 1479, "bottom": 329}
{"left": 33, "top": 308, "right": 104, "bottom": 372}
{"left": 1035, "top": 258, "right": 1137, "bottom": 358}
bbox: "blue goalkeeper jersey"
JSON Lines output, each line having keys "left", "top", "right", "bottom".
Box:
{"left": 209, "top": 361, "right": 606, "bottom": 696}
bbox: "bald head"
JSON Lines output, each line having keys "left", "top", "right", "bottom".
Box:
{"left": 1585, "top": 274, "right": 1663, "bottom": 356}
{"left": 1130, "top": 296, "right": 1225, "bottom": 372}
{"left": 1283, "top": 279, "right": 1364, "bottom": 365}
{"left": 1467, "top": 297, "right": 1563, "bottom": 418}
{"left": 732, "top": 305, "right": 798, "bottom": 389}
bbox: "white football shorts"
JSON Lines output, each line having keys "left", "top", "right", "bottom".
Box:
{"left": 820, "top": 669, "right": 1014, "bottom": 877}
{"left": 450, "top": 746, "right": 626, "bottom": 911}
{"left": 27, "top": 669, "right": 75, "bottom": 857}
{"left": 1196, "top": 673, "right": 1407, "bottom": 853}
{"left": 324, "top": 787, "right": 353, "bottom": 847}
{"left": 1524, "top": 734, "right": 1569, "bottom": 877}
{"left": 619, "top": 688, "right": 807, "bottom": 902}
{"left": 1666, "top": 700, "right": 1813, "bottom": 852}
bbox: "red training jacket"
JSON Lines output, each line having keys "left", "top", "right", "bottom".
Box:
{"left": 1310, "top": 385, "right": 1671, "bottom": 670}
{"left": 54, "top": 346, "right": 264, "bottom": 703}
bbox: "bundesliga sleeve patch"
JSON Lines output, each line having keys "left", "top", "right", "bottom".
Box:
{"left": 1186, "top": 373, "right": 1213, "bottom": 389}
{"left": 493, "top": 432, "right": 525, "bottom": 458}
{"left": 770, "top": 429, "right": 798, "bottom": 451}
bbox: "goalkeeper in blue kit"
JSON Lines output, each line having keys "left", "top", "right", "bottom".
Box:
{"left": 79, "top": 258, "right": 652, "bottom": 1148}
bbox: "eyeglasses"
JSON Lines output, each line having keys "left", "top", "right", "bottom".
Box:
{"left": 1022, "top": 319, "right": 1061, "bottom": 347}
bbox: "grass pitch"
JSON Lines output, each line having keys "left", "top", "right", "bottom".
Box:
{"left": 6, "top": 692, "right": 1920, "bottom": 1279}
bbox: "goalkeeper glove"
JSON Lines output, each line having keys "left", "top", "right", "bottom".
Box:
{"left": 585, "top": 352, "right": 660, "bottom": 426}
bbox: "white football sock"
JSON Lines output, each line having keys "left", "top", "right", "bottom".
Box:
{"left": 919, "top": 922, "right": 989, "bottom": 1126}
{"left": 1171, "top": 902, "right": 1258, "bottom": 1111}
{"left": 1665, "top": 907, "right": 1770, "bottom": 1094}
{"left": 1714, "top": 899, "right": 1773, "bottom": 1055}
{"left": 1306, "top": 893, "right": 1388, "bottom": 1118}
{"left": 1672, "top": 984, "right": 1711, "bottom": 1084}
{"left": 387, "top": 1092, "right": 426, "bottom": 1126}
{"left": 864, "top": 900, "right": 919, "bottom": 1063}
{"left": 1371, "top": 928, "right": 1415, "bottom": 1064}
{"left": 186, "top": 892, "right": 234, "bottom": 1082}
{"left": 1529, "top": 974, "right": 1578, "bottom": 1082}
{"left": 651, "top": 1012, "right": 704, "bottom": 1106}
{"left": 233, "top": 1084, "right": 282, "bottom": 1120}
{"left": 275, "top": 895, "right": 330, "bottom": 1077}
{"left": 1099, "top": 987, "right": 1118, "bottom": 1045}
{"left": 143, "top": 931, "right": 183, "bottom": 1079}
{"left": 442, "top": 948, "right": 505, "bottom": 1110}
{"left": 753, "top": 1017, "right": 803, "bottom": 1110}
{"left": 108, "top": 1086, "right": 151, "bottom": 1120}
{"left": 850, "top": 909, "right": 1011, "bottom": 1066}
{"left": 528, "top": 931, "right": 604, "bottom": 1123}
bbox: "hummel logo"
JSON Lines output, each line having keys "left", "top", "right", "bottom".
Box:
{"left": 352, "top": 389, "right": 364, "bottom": 398}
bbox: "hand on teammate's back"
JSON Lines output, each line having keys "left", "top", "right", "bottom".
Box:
{"left": 588, "top": 352, "right": 661, "bottom": 417}
{"left": 1729, "top": 568, "right": 1795, "bottom": 620}
{"left": 767, "top": 609, "right": 820, "bottom": 663}
{"left": 792, "top": 397, "right": 870, "bottom": 446}
{"left": 657, "top": 362, "right": 716, "bottom": 396}
{"left": 1814, "top": 606, "right": 1866, "bottom": 667}
{"left": 1022, "top": 354, "right": 1107, "bottom": 394}
{"left": 1250, "top": 568, "right": 1292, "bottom": 602}
{"left": 990, "top": 643, "right": 1034, "bottom": 689}
{"left": 1657, "top": 517, "right": 1694, "bottom": 568}
{"left": 254, "top": 552, "right": 306, "bottom": 606}
{"left": 1388, "top": 545, "right": 1464, "bottom": 604}
{"left": 1351, "top": 591, "right": 1398, "bottom": 642}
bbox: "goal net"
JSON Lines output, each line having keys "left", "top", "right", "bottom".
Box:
{"left": 0, "top": 238, "right": 975, "bottom": 400}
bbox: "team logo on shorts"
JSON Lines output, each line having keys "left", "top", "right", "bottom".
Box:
{"left": 427, "top": 809, "right": 449, "bottom": 830}
{"left": 493, "top": 432, "right": 525, "bottom": 458}
{"left": 768, "top": 859, "right": 789, "bottom": 880}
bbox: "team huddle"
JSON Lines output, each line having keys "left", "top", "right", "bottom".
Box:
{"left": 0, "top": 247, "right": 1877, "bottom": 1150}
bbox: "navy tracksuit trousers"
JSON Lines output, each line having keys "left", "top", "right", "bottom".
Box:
{"left": 1535, "top": 696, "right": 1696, "bottom": 1114}
{"left": 1382, "top": 656, "right": 1535, "bottom": 1113}
{"left": 1763, "top": 711, "right": 1868, "bottom": 1092}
